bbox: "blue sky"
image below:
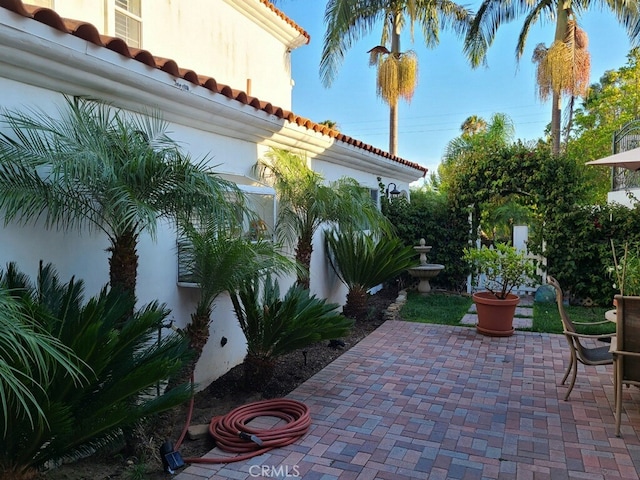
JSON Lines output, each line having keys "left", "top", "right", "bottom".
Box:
{"left": 279, "top": 1, "right": 635, "bottom": 176}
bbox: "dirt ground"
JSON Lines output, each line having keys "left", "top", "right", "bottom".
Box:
{"left": 43, "top": 286, "right": 399, "bottom": 480}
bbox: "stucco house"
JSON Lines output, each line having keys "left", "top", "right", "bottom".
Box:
{"left": 0, "top": 0, "right": 427, "bottom": 389}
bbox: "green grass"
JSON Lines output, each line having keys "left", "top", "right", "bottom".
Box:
{"left": 400, "top": 291, "right": 616, "bottom": 336}
{"left": 401, "top": 292, "right": 473, "bottom": 325}
{"left": 531, "top": 302, "right": 615, "bottom": 335}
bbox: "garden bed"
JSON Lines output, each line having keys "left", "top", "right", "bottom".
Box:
{"left": 43, "top": 285, "right": 399, "bottom": 480}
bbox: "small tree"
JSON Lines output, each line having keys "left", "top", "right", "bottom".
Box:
{"left": 0, "top": 96, "right": 242, "bottom": 304}
{"left": 463, "top": 243, "right": 537, "bottom": 299}
{"left": 254, "top": 148, "right": 391, "bottom": 289}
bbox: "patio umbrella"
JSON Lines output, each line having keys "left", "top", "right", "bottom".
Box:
{"left": 585, "top": 147, "right": 640, "bottom": 171}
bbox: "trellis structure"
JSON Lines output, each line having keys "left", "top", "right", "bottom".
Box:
{"left": 612, "top": 119, "right": 640, "bottom": 191}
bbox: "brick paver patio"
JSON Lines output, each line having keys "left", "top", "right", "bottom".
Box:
{"left": 175, "top": 320, "right": 640, "bottom": 479}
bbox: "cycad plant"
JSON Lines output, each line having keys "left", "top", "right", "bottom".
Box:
{"left": 0, "top": 287, "right": 85, "bottom": 449}
{"left": 0, "top": 263, "right": 192, "bottom": 477}
{"left": 325, "top": 228, "right": 416, "bottom": 320}
{"left": 230, "top": 275, "right": 353, "bottom": 390}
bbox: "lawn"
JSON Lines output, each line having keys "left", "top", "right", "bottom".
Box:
{"left": 400, "top": 291, "right": 616, "bottom": 336}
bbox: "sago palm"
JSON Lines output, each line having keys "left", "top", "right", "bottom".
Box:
{"left": 464, "top": 0, "right": 640, "bottom": 155}
{"left": 321, "top": 0, "right": 473, "bottom": 155}
{"left": 0, "top": 287, "right": 84, "bottom": 442}
{"left": 0, "top": 96, "right": 242, "bottom": 303}
{"left": 229, "top": 275, "right": 353, "bottom": 390}
{"left": 254, "top": 148, "right": 391, "bottom": 289}
{"left": 0, "top": 262, "right": 192, "bottom": 476}
{"left": 325, "top": 228, "right": 416, "bottom": 320}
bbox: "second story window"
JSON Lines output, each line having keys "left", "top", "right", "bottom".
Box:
{"left": 115, "top": 0, "right": 142, "bottom": 48}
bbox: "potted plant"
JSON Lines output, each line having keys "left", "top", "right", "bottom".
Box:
{"left": 463, "top": 242, "right": 537, "bottom": 336}
{"left": 609, "top": 241, "right": 640, "bottom": 304}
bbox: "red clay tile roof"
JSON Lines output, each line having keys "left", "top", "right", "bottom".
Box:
{"left": 258, "top": 0, "right": 310, "bottom": 42}
{"left": 0, "top": 0, "right": 428, "bottom": 175}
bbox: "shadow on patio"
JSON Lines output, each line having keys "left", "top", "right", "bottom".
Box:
{"left": 175, "top": 321, "right": 640, "bottom": 479}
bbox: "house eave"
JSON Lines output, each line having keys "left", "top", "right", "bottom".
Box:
{"left": 0, "top": 8, "right": 422, "bottom": 183}
{"left": 223, "top": 0, "right": 309, "bottom": 49}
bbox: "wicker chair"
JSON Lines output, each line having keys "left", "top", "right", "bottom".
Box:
{"left": 611, "top": 294, "right": 640, "bottom": 436}
{"left": 547, "top": 276, "right": 614, "bottom": 401}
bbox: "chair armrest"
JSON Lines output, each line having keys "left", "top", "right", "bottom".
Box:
{"left": 574, "top": 320, "right": 612, "bottom": 326}
{"left": 611, "top": 349, "right": 640, "bottom": 358}
{"left": 565, "top": 331, "right": 616, "bottom": 340}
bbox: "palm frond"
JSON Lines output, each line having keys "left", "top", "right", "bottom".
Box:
{"left": 0, "top": 263, "right": 192, "bottom": 471}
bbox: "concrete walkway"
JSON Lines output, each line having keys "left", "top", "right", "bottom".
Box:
{"left": 176, "top": 319, "right": 640, "bottom": 479}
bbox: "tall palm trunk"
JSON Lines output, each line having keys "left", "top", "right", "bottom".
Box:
{"left": 551, "top": 91, "right": 562, "bottom": 155}
{"left": 389, "top": 14, "right": 401, "bottom": 156}
{"left": 550, "top": 3, "right": 570, "bottom": 155}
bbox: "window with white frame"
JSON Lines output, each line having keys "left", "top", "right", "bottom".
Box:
{"left": 115, "top": 0, "right": 142, "bottom": 48}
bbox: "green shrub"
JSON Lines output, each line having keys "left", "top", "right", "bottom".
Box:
{"left": 325, "top": 228, "right": 415, "bottom": 319}
{"left": 463, "top": 243, "right": 537, "bottom": 299}
{"left": 381, "top": 186, "right": 469, "bottom": 292}
{"left": 230, "top": 275, "right": 353, "bottom": 390}
{"left": 0, "top": 263, "right": 192, "bottom": 475}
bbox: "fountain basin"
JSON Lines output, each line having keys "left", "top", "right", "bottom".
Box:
{"left": 408, "top": 264, "right": 445, "bottom": 293}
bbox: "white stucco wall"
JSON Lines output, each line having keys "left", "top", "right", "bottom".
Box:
{"left": 0, "top": 3, "right": 425, "bottom": 390}
{"left": 49, "top": 0, "right": 301, "bottom": 109}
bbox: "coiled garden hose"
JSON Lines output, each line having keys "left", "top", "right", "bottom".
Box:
{"left": 183, "top": 398, "right": 311, "bottom": 464}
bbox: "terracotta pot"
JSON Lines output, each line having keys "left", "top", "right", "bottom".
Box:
{"left": 472, "top": 291, "right": 520, "bottom": 337}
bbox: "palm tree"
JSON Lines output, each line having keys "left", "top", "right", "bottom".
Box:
{"left": 0, "top": 96, "right": 242, "bottom": 303}
{"left": 230, "top": 274, "right": 353, "bottom": 389}
{"left": 0, "top": 262, "right": 192, "bottom": 475}
{"left": 464, "top": 0, "right": 640, "bottom": 155}
{"left": 320, "top": 0, "right": 473, "bottom": 155}
{"left": 177, "top": 215, "right": 298, "bottom": 373}
{"left": 461, "top": 115, "right": 488, "bottom": 135}
{"left": 442, "top": 113, "right": 514, "bottom": 164}
{"left": 254, "top": 148, "right": 391, "bottom": 289}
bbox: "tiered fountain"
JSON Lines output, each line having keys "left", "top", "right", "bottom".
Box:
{"left": 407, "top": 238, "right": 444, "bottom": 294}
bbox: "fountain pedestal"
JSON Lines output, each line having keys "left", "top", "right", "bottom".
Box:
{"left": 407, "top": 239, "right": 444, "bottom": 294}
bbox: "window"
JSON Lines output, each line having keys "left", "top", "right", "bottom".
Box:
{"left": 177, "top": 176, "right": 277, "bottom": 287}
{"left": 369, "top": 188, "right": 380, "bottom": 209}
{"left": 115, "top": 0, "right": 142, "bottom": 48}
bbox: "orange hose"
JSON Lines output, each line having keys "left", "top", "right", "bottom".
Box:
{"left": 184, "top": 398, "right": 311, "bottom": 464}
